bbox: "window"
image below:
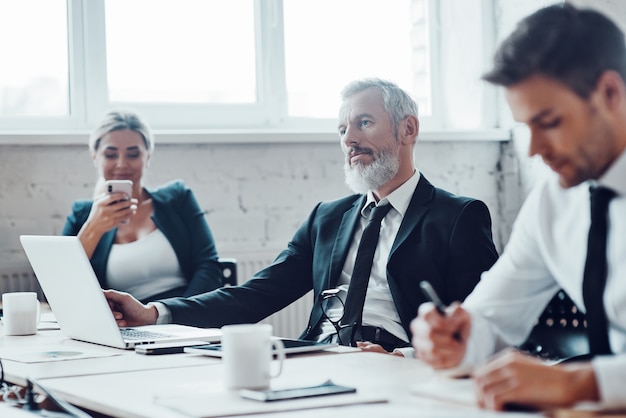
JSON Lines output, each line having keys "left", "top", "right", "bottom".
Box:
{"left": 105, "top": 0, "right": 257, "bottom": 104}
{"left": 0, "top": 0, "right": 68, "bottom": 118}
{"left": 283, "top": 0, "right": 432, "bottom": 120}
{"left": 0, "top": 0, "right": 473, "bottom": 133}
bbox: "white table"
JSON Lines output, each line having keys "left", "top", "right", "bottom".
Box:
{"left": 35, "top": 351, "right": 534, "bottom": 418}
{"left": 0, "top": 311, "right": 614, "bottom": 418}
{"left": 0, "top": 326, "right": 220, "bottom": 387}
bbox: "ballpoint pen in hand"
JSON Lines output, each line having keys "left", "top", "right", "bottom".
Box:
{"left": 419, "top": 281, "right": 447, "bottom": 315}
{"left": 420, "top": 280, "right": 463, "bottom": 342}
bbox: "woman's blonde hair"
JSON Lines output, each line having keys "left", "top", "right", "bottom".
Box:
{"left": 89, "top": 110, "right": 154, "bottom": 153}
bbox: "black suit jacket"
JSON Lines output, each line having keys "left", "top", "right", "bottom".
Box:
{"left": 161, "top": 175, "right": 498, "bottom": 341}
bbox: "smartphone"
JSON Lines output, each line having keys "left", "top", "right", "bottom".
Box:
{"left": 105, "top": 179, "right": 133, "bottom": 200}
{"left": 105, "top": 180, "right": 133, "bottom": 224}
{"left": 239, "top": 380, "right": 356, "bottom": 402}
{"left": 134, "top": 340, "right": 211, "bottom": 355}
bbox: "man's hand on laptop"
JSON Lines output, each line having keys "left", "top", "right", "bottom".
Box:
{"left": 104, "top": 289, "right": 158, "bottom": 327}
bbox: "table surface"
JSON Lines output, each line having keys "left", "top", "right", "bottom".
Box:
{"left": 0, "top": 320, "right": 490, "bottom": 418}
{"left": 0, "top": 310, "right": 622, "bottom": 418}
{"left": 0, "top": 326, "right": 222, "bottom": 387}
{"left": 36, "top": 351, "right": 495, "bottom": 418}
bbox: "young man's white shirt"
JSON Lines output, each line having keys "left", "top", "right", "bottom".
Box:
{"left": 462, "top": 149, "right": 626, "bottom": 408}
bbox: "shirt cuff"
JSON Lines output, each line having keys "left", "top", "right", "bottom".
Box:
{"left": 460, "top": 307, "right": 498, "bottom": 367}
{"left": 147, "top": 302, "right": 172, "bottom": 324}
{"left": 591, "top": 354, "right": 626, "bottom": 409}
{"left": 394, "top": 347, "right": 415, "bottom": 358}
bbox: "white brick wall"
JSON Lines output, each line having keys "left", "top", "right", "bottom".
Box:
{"left": 0, "top": 137, "right": 520, "bottom": 337}
{"left": 0, "top": 139, "right": 516, "bottom": 266}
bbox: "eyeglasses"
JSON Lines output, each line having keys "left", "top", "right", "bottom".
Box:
{"left": 319, "top": 289, "right": 357, "bottom": 346}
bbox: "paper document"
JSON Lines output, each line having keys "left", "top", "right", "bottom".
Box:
{"left": 433, "top": 364, "right": 473, "bottom": 379}
{"left": 0, "top": 344, "right": 121, "bottom": 363}
{"left": 411, "top": 376, "right": 477, "bottom": 407}
{"left": 155, "top": 391, "right": 386, "bottom": 417}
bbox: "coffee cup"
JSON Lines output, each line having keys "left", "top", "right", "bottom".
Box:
{"left": 221, "top": 323, "right": 285, "bottom": 390}
{"left": 2, "top": 292, "right": 40, "bottom": 336}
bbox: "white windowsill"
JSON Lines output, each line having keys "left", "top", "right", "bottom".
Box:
{"left": 0, "top": 129, "right": 510, "bottom": 145}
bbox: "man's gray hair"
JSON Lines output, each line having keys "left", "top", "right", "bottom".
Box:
{"left": 340, "top": 78, "right": 418, "bottom": 136}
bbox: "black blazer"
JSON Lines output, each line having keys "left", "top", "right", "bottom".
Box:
{"left": 62, "top": 181, "right": 223, "bottom": 302}
{"left": 161, "top": 175, "right": 498, "bottom": 340}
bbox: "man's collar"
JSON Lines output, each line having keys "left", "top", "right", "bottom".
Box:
{"left": 364, "top": 170, "right": 420, "bottom": 217}
{"left": 596, "top": 148, "right": 626, "bottom": 196}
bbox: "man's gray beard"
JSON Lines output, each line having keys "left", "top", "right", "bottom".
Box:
{"left": 343, "top": 148, "right": 400, "bottom": 195}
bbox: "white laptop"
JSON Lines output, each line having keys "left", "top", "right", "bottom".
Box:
{"left": 20, "top": 235, "right": 222, "bottom": 349}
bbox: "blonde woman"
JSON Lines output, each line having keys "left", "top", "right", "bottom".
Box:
{"left": 63, "top": 110, "right": 223, "bottom": 302}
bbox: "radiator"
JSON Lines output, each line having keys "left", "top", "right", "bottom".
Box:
{"left": 0, "top": 253, "right": 313, "bottom": 339}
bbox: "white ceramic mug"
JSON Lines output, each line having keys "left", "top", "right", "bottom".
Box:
{"left": 221, "top": 323, "right": 285, "bottom": 390}
{"left": 2, "top": 292, "right": 40, "bottom": 336}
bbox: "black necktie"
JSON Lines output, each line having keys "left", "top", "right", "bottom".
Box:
{"left": 582, "top": 186, "right": 616, "bottom": 356}
{"left": 338, "top": 203, "right": 392, "bottom": 346}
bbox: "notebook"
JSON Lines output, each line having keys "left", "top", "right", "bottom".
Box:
{"left": 19, "top": 235, "right": 222, "bottom": 349}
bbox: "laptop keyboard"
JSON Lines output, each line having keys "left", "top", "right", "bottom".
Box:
{"left": 120, "top": 328, "right": 173, "bottom": 341}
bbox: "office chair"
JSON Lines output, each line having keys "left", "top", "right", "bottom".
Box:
{"left": 517, "top": 289, "right": 589, "bottom": 361}
{"left": 218, "top": 258, "right": 238, "bottom": 287}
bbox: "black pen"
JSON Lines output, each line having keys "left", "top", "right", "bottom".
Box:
{"left": 420, "top": 281, "right": 463, "bottom": 342}
{"left": 419, "top": 281, "right": 447, "bottom": 315}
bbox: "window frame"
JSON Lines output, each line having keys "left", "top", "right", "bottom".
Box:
{"left": 0, "top": 0, "right": 507, "bottom": 142}
{"left": 82, "top": 0, "right": 287, "bottom": 129}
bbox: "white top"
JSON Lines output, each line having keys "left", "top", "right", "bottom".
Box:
{"left": 107, "top": 229, "right": 186, "bottom": 301}
{"left": 317, "top": 170, "right": 420, "bottom": 343}
{"left": 462, "top": 149, "right": 626, "bottom": 409}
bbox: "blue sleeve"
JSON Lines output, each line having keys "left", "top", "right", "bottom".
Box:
{"left": 61, "top": 201, "right": 91, "bottom": 236}
{"left": 157, "top": 182, "right": 223, "bottom": 297}
{"left": 183, "top": 188, "right": 222, "bottom": 296}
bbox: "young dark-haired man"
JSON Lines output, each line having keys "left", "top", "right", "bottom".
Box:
{"left": 413, "top": 3, "right": 626, "bottom": 411}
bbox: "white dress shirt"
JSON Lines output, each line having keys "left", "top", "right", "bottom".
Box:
{"left": 317, "top": 170, "right": 420, "bottom": 343}
{"left": 462, "top": 149, "right": 626, "bottom": 408}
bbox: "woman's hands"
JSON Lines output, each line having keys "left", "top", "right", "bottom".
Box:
{"left": 77, "top": 192, "right": 137, "bottom": 258}
{"left": 89, "top": 192, "right": 138, "bottom": 232}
